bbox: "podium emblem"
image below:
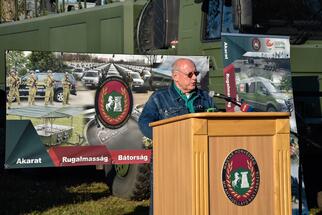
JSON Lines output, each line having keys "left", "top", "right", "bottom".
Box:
{"left": 222, "top": 149, "right": 260, "bottom": 206}
{"left": 95, "top": 77, "right": 133, "bottom": 129}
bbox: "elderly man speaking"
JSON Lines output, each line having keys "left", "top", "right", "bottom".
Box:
{"left": 138, "top": 57, "right": 216, "bottom": 215}
{"left": 139, "top": 57, "right": 216, "bottom": 139}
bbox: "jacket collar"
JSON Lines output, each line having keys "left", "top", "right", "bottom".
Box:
{"left": 168, "top": 82, "right": 199, "bottom": 101}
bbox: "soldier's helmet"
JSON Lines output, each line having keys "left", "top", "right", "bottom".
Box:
{"left": 10, "top": 70, "right": 15, "bottom": 75}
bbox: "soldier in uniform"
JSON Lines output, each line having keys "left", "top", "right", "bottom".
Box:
{"left": 7, "top": 70, "right": 21, "bottom": 109}
{"left": 126, "top": 72, "right": 133, "bottom": 89}
{"left": 62, "top": 72, "right": 71, "bottom": 105}
{"left": 27, "top": 70, "right": 37, "bottom": 105}
{"left": 44, "top": 70, "right": 55, "bottom": 105}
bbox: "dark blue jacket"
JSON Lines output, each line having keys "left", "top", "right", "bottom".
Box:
{"left": 138, "top": 83, "right": 216, "bottom": 139}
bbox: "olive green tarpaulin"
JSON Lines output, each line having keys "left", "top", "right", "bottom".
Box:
{"left": 5, "top": 106, "right": 84, "bottom": 169}
{"left": 5, "top": 120, "right": 54, "bottom": 169}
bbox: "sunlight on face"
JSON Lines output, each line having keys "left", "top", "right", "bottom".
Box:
{"left": 172, "top": 59, "right": 198, "bottom": 94}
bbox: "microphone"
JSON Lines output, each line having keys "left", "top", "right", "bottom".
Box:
{"left": 209, "top": 91, "right": 254, "bottom": 112}
{"left": 209, "top": 91, "right": 241, "bottom": 107}
{"left": 240, "top": 102, "right": 254, "bottom": 112}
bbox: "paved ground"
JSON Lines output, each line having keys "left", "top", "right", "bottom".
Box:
{"left": 7, "top": 81, "right": 153, "bottom": 108}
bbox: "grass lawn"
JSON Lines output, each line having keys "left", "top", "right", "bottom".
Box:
{"left": 0, "top": 167, "right": 149, "bottom": 215}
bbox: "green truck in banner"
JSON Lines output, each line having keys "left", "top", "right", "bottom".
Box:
{"left": 1, "top": 0, "right": 322, "bottom": 207}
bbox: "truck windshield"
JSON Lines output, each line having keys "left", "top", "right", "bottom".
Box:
{"left": 246, "top": 0, "right": 322, "bottom": 42}
{"left": 204, "top": 0, "right": 322, "bottom": 43}
{"left": 85, "top": 72, "right": 98, "bottom": 77}
{"left": 131, "top": 73, "right": 141, "bottom": 79}
{"left": 263, "top": 81, "right": 281, "bottom": 93}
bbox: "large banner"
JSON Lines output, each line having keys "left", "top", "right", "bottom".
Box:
{"left": 221, "top": 33, "right": 308, "bottom": 214}
{"left": 5, "top": 51, "right": 209, "bottom": 168}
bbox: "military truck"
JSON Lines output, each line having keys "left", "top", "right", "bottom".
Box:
{"left": 1, "top": 0, "right": 322, "bottom": 207}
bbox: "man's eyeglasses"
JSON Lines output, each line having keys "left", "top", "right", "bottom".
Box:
{"left": 177, "top": 70, "right": 200, "bottom": 78}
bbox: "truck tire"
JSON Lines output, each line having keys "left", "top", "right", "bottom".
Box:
{"left": 107, "top": 163, "right": 150, "bottom": 200}
{"left": 84, "top": 107, "right": 151, "bottom": 200}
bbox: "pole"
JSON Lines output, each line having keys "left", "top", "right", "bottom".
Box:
{"left": 35, "top": 0, "right": 38, "bottom": 17}
{"left": 55, "top": 0, "right": 58, "bottom": 13}
{"left": 39, "top": 0, "right": 43, "bottom": 16}
{"left": 24, "top": 0, "right": 27, "bottom": 19}
{"left": 0, "top": 0, "right": 2, "bottom": 23}
{"left": 15, "top": 0, "right": 18, "bottom": 21}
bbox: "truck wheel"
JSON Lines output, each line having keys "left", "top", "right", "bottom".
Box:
{"left": 107, "top": 163, "right": 150, "bottom": 200}
{"left": 55, "top": 89, "right": 63, "bottom": 102}
{"left": 84, "top": 111, "right": 151, "bottom": 200}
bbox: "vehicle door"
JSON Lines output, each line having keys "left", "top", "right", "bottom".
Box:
{"left": 241, "top": 81, "right": 261, "bottom": 111}
{"left": 256, "top": 81, "right": 271, "bottom": 111}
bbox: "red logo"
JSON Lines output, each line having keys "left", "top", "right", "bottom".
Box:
{"left": 95, "top": 77, "right": 133, "bottom": 129}
{"left": 222, "top": 149, "right": 260, "bottom": 206}
{"left": 252, "top": 38, "right": 261, "bottom": 51}
{"left": 265, "top": 38, "right": 274, "bottom": 48}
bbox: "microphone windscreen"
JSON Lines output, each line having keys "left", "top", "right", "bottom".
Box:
{"left": 240, "top": 102, "right": 254, "bottom": 112}
{"left": 208, "top": 91, "right": 215, "bottom": 97}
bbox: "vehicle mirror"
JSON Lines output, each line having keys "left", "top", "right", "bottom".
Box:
{"left": 232, "top": 0, "right": 252, "bottom": 29}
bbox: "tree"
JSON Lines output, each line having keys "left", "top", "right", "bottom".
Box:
{"left": 27, "top": 51, "right": 63, "bottom": 72}
{"left": 6, "top": 51, "right": 29, "bottom": 76}
{"left": 280, "top": 75, "right": 292, "bottom": 92}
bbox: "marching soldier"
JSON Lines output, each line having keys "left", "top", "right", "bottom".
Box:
{"left": 44, "top": 70, "right": 55, "bottom": 105}
{"left": 62, "top": 72, "right": 71, "bottom": 105}
{"left": 7, "top": 70, "right": 21, "bottom": 109}
{"left": 27, "top": 70, "right": 37, "bottom": 105}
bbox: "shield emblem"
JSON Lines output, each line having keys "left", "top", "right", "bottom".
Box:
{"left": 95, "top": 77, "right": 133, "bottom": 129}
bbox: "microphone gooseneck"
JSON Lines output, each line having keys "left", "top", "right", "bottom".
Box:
{"left": 209, "top": 91, "right": 254, "bottom": 112}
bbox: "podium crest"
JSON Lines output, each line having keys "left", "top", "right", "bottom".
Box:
{"left": 222, "top": 149, "right": 260, "bottom": 206}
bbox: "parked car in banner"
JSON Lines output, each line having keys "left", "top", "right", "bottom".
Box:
{"left": 81, "top": 70, "right": 101, "bottom": 88}
{"left": 128, "top": 71, "right": 146, "bottom": 92}
{"left": 237, "top": 77, "right": 293, "bottom": 112}
{"left": 148, "top": 73, "right": 172, "bottom": 91}
{"left": 6, "top": 72, "right": 77, "bottom": 102}
{"left": 73, "top": 67, "right": 85, "bottom": 80}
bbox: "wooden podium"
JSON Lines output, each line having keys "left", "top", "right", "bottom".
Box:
{"left": 150, "top": 112, "right": 291, "bottom": 215}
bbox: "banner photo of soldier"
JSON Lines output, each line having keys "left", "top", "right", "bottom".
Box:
{"left": 5, "top": 51, "right": 210, "bottom": 169}
{"left": 221, "top": 33, "right": 308, "bottom": 215}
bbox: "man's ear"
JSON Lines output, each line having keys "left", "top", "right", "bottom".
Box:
{"left": 172, "top": 72, "right": 178, "bottom": 81}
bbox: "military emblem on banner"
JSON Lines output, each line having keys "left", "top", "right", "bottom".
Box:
{"left": 95, "top": 77, "right": 133, "bottom": 129}
{"left": 252, "top": 37, "right": 261, "bottom": 51}
{"left": 222, "top": 149, "right": 260, "bottom": 206}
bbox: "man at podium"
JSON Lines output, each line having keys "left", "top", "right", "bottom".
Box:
{"left": 139, "top": 57, "right": 216, "bottom": 139}
{"left": 138, "top": 57, "right": 216, "bottom": 215}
